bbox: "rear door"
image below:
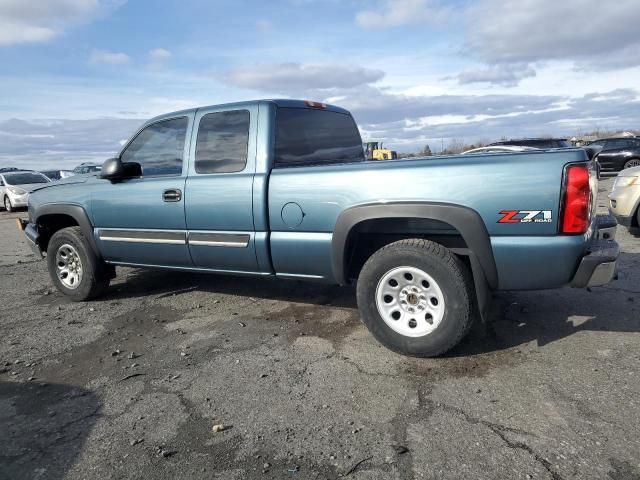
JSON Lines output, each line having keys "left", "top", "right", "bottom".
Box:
{"left": 92, "top": 115, "right": 193, "bottom": 267}
{"left": 184, "top": 105, "right": 260, "bottom": 272}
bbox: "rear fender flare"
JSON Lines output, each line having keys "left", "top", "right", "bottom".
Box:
{"left": 331, "top": 202, "right": 498, "bottom": 291}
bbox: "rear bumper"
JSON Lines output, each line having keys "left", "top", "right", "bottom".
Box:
{"left": 570, "top": 237, "right": 619, "bottom": 288}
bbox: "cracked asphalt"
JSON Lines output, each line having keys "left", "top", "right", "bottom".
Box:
{"left": 1, "top": 178, "right": 639, "bottom": 480}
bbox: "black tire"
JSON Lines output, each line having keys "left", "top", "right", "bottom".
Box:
{"left": 47, "top": 226, "right": 110, "bottom": 301}
{"left": 4, "top": 196, "right": 14, "bottom": 213}
{"left": 356, "top": 239, "right": 475, "bottom": 357}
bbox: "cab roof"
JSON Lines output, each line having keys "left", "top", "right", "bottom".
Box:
{"left": 146, "top": 99, "right": 351, "bottom": 125}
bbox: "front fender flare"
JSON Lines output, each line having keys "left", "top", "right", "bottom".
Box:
{"left": 34, "top": 203, "right": 100, "bottom": 258}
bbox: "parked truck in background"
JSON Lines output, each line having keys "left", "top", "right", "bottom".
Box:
{"left": 20, "top": 99, "right": 619, "bottom": 357}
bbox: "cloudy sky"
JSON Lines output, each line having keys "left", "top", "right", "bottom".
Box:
{"left": 1, "top": 0, "right": 640, "bottom": 169}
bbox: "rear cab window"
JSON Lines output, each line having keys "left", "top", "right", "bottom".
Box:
{"left": 195, "top": 110, "right": 250, "bottom": 174}
{"left": 274, "top": 107, "right": 364, "bottom": 168}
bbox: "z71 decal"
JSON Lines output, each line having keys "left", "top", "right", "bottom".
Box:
{"left": 498, "top": 210, "right": 553, "bottom": 224}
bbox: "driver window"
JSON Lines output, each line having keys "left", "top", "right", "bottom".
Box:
{"left": 121, "top": 117, "right": 188, "bottom": 176}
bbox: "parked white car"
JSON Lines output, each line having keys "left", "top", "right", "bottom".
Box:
{"left": 609, "top": 165, "right": 640, "bottom": 237}
{"left": 0, "top": 171, "right": 51, "bottom": 212}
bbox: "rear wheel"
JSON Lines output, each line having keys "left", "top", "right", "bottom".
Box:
{"left": 47, "top": 226, "right": 110, "bottom": 301}
{"left": 623, "top": 158, "right": 640, "bottom": 169}
{"left": 4, "top": 196, "right": 14, "bottom": 213}
{"left": 356, "top": 239, "right": 475, "bottom": 357}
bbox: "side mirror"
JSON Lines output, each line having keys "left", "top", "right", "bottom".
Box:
{"left": 100, "top": 158, "right": 142, "bottom": 181}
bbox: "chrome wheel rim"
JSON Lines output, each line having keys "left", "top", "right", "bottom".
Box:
{"left": 56, "top": 244, "right": 83, "bottom": 289}
{"left": 624, "top": 159, "right": 640, "bottom": 169}
{"left": 4, "top": 197, "right": 9, "bottom": 210}
{"left": 375, "top": 266, "right": 445, "bottom": 337}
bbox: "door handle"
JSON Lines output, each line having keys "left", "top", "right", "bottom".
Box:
{"left": 163, "top": 189, "right": 182, "bottom": 202}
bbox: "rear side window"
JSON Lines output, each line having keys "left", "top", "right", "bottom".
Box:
{"left": 195, "top": 110, "right": 250, "bottom": 174}
{"left": 121, "top": 117, "right": 188, "bottom": 176}
{"left": 274, "top": 108, "right": 364, "bottom": 168}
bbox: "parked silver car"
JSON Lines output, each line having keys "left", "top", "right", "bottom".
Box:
{"left": 462, "top": 146, "right": 540, "bottom": 155}
{"left": 0, "top": 171, "right": 51, "bottom": 212}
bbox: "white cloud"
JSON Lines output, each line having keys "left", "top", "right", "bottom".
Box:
{"left": 225, "top": 63, "right": 385, "bottom": 92}
{"left": 0, "top": 23, "right": 57, "bottom": 46}
{"left": 148, "top": 48, "right": 172, "bottom": 62}
{"left": 89, "top": 49, "right": 131, "bottom": 65}
{"left": 0, "top": 0, "right": 123, "bottom": 46}
{"left": 356, "top": 0, "right": 450, "bottom": 29}
{"left": 466, "top": 0, "right": 640, "bottom": 66}
{"left": 357, "top": 0, "right": 640, "bottom": 88}
{"left": 454, "top": 63, "right": 536, "bottom": 87}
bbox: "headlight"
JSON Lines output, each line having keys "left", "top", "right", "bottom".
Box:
{"left": 613, "top": 176, "right": 638, "bottom": 188}
{"left": 7, "top": 186, "right": 27, "bottom": 195}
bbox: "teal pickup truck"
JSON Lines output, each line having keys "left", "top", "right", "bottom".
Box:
{"left": 21, "top": 99, "right": 619, "bottom": 357}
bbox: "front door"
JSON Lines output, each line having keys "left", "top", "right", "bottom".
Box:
{"left": 184, "top": 106, "right": 259, "bottom": 273}
{"left": 92, "top": 115, "right": 193, "bottom": 267}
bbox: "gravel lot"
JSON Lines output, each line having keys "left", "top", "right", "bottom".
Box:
{"left": 1, "top": 178, "right": 639, "bottom": 480}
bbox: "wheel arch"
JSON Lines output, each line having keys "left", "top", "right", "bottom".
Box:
{"left": 332, "top": 202, "right": 498, "bottom": 319}
{"left": 35, "top": 204, "right": 100, "bottom": 258}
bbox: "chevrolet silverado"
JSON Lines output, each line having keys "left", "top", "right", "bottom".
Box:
{"left": 21, "top": 99, "right": 619, "bottom": 357}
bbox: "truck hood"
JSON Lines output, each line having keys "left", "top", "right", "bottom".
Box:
{"left": 28, "top": 174, "right": 94, "bottom": 193}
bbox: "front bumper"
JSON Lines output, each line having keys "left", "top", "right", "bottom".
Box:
{"left": 570, "top": 224, "right": 619, "bottom": 288}
{"left": 18, "top": 220, "right": 44, "bottom": 258}
{"left": 8, "top": 193, "right": 29, "bottom": 208}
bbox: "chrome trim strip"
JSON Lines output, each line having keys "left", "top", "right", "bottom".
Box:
{"left": 189, "top": 240, "right": 248, "bottom": 247}
{"left": 276, "top": 273, "right": 325, "bottom": 279}
{"left": 188, "top": 232, "right": 250, "bottom": 248}
{"left": 97, "top": 229, "right": 253, "bottom": 247}
{"left": 97, "top": 229, "right": 186, "bottom": 245}
{"left": 99, "top": 236, "right": 185, "bottom": 245}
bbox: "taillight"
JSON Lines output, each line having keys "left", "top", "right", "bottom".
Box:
{"left": 561, "top": 164, "right": 592, "bottom": 234}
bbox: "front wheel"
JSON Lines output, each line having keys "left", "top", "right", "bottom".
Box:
{"left": 623, "top": 158, "right": 640, "bottom": 170}
{"left": 47, "top": 226, "right": 110, "bottom": 301}
{"left": 356, "top": 239, "right": 475, "bottom": 357}
{"left": 4, "top": 196, "right": 14, "bottom": 213}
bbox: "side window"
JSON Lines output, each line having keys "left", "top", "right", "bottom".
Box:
{"left": 0, "top": 177, "right": 4, "bottom": 187}
{"left": 195, "top": 110, "right": 250, "bottom": 174}
{"left": 121, "top": 117, "right": 188, "bottom": 176}
{"left": 274, "top": 108, "right": 365, "bottom": 168}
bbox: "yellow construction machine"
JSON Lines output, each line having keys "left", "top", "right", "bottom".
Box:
{"left": 364, "top": 142, "right": 397, "bottom": 160}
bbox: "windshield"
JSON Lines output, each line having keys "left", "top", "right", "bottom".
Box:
{"left": 4, "top": 172, "right": 51, "bottom": 185}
